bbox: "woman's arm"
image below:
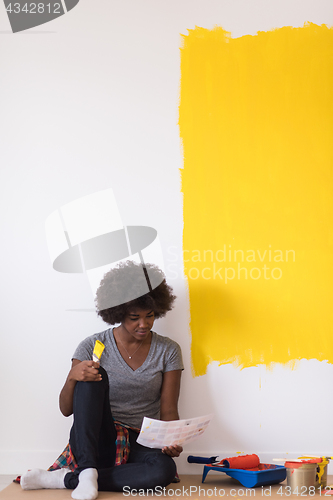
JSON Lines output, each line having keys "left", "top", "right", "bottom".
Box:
{"left": 160, "top": 369, "right": 181, "bottom": 421}
{"left": 160, "top": 369, "right": 183, "bottom": 457}
{"left": 59, "top": 359, "right": 102, "bottom": 417}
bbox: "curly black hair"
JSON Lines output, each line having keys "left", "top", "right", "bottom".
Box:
{"left": 95, "top": 261, "right": 176, "bottom": 325}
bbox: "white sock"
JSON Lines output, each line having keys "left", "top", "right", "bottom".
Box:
{"left": 71, "top": 468, "right": 98, "bottom": 500}
{"left": 21, "top": 468, "right": 68, "bottom": 490}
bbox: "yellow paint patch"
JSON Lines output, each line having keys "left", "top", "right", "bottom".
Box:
{"left": 179, "top": 23, "right": 333, "bottom": 376}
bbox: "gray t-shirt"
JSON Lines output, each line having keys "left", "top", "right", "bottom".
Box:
{"left": 72, "top": 328, "right": 184, "bottom": 429}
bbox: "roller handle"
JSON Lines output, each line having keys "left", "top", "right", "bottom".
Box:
{"left": 187, "top": 455, "right": 218, "bottom": 464}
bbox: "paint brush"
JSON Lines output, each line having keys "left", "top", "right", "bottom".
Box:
{"left": 92, "top": 340, "right": 105, "bottom": 363}
{"left": 273, "top": 458, "right": 322, "bottom": 463}
{"left": 273, "top": 459, "right": 304, "bottom": 462}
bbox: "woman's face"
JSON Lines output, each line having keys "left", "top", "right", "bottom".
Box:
{"left": 121, "top": 308, "right": 155, "bottom": 341}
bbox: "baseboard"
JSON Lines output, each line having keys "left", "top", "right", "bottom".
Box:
{"left": 1, "top": 450, "right": 331, "bottom": 476}
{"left": 0, "top": 451, "right": 60, "bottom": 475}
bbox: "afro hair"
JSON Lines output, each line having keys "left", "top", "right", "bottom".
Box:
{"left": 95, "top": 261, "right": 176, "bottom": 325}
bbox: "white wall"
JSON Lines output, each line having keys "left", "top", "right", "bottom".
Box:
{"left": 0, "top": 0, "right": 332, "bottom": 476}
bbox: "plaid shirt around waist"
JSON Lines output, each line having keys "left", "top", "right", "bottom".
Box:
{"left": 48, "top": 421, "right": 137, "bottom": 472}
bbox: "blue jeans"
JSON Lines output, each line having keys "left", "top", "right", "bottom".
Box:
{"left": 64, "top": 367, "right": 176, "bottom": 492}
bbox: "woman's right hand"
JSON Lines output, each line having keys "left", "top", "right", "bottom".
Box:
{"left": 69, "top": 360, "right": 102, "bottom": 383}
{"left": 59, "top": 359, "right": 102, "bottom": 416}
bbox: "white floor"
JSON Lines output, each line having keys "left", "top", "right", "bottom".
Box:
{"left": 0, "top": 475, "right": 17, "bottom": 492}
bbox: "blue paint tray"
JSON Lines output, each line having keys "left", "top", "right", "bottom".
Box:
{"left": 202, "top": 463, "right": 286, "bottom": 488}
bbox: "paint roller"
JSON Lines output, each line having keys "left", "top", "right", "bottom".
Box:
{"left": 188, "top": 454, "right": 260, "bottom": 469}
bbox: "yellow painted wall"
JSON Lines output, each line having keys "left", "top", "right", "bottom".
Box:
{"left": 179, "top": 23, "right": 333, "bottom": 376}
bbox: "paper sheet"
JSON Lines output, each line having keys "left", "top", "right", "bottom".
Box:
{"left": 136, "top": 414, "right": 214, "bottom": 449}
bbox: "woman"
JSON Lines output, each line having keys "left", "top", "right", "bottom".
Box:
{"left": 21, "top": 261, "right": 183, "bottom": 500}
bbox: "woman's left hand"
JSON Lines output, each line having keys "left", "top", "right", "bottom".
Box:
{"left": 162, "top": 445, "right": 183, "bottom": 457}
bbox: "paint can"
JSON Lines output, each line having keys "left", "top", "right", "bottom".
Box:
{"left": 285, "top": 462, "right": 317, "bottom": 491}
{"left": 298, "top": 456, "right": 330, "bottom": 488}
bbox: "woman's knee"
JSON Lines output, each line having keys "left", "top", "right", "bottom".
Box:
{"left": 147, "top": 452, "right": 177, "bottom": 487}
{"left": 75, "top": 366, "right": 108, "bottom": 388}
{"left": 73, "top": 366, "right": 109, "bottom": 402}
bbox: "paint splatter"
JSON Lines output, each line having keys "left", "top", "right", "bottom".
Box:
{"left": 179, "top": 23, "right": 333, "bottom": 376}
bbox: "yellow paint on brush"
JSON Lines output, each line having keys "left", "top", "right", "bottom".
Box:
{"left": 93, "top": 340, "right": 105, "bottom": 362}
{"left": 179, "top": 23, "right": 333, "bottom": 376}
